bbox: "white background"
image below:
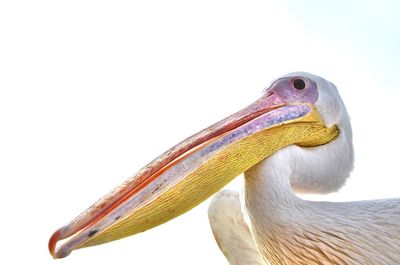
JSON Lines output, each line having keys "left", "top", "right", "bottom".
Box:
{"left": 1, "top": 1, "right": 399, "bottom": 264}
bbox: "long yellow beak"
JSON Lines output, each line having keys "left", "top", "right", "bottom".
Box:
{"left": 49, "top": 78, "right": 339, "bottom": 259}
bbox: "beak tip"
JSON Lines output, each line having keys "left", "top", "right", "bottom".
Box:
{"left": 49, "top": 229, "right": 63, "bottom": 259}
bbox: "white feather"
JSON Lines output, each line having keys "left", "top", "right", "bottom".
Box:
{"left": 208, "top": 190, "right": 267, "bottom": 265}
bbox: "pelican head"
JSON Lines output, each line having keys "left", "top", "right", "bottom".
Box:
{"left": 274, "top": 72, "right": 354, "bottom": 195}
{"left": 49, "top": 72, "right": 348, "bottom": 258}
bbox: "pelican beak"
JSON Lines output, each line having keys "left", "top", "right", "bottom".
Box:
{"left": 49, "top": 77, "right": 339, "bottom": 258}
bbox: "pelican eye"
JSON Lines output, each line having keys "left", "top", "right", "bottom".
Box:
{"left": 293, "top": 78, "right": 306, "bottom": 90}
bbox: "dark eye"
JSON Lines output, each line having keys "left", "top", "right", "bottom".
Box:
{"left": 293, "top": 78, "right": 306, "bottom": 90}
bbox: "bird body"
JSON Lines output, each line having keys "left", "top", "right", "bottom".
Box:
{"left": 210, "top": 188, "right": 400, "bottom": 265}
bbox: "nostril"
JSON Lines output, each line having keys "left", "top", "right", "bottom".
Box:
{"left": 265, "top": 91, "right": 274, "bottom": 98}
{"left": 264, "top": 91, "right": 286, "bottom": 105}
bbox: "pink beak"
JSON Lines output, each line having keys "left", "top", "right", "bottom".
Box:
{"left": 49, "top": 76, "right": 320, "bottom": 258}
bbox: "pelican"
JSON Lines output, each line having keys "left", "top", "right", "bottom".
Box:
{"left": 49, "top": 72, "right": 400, "bottom": 264}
